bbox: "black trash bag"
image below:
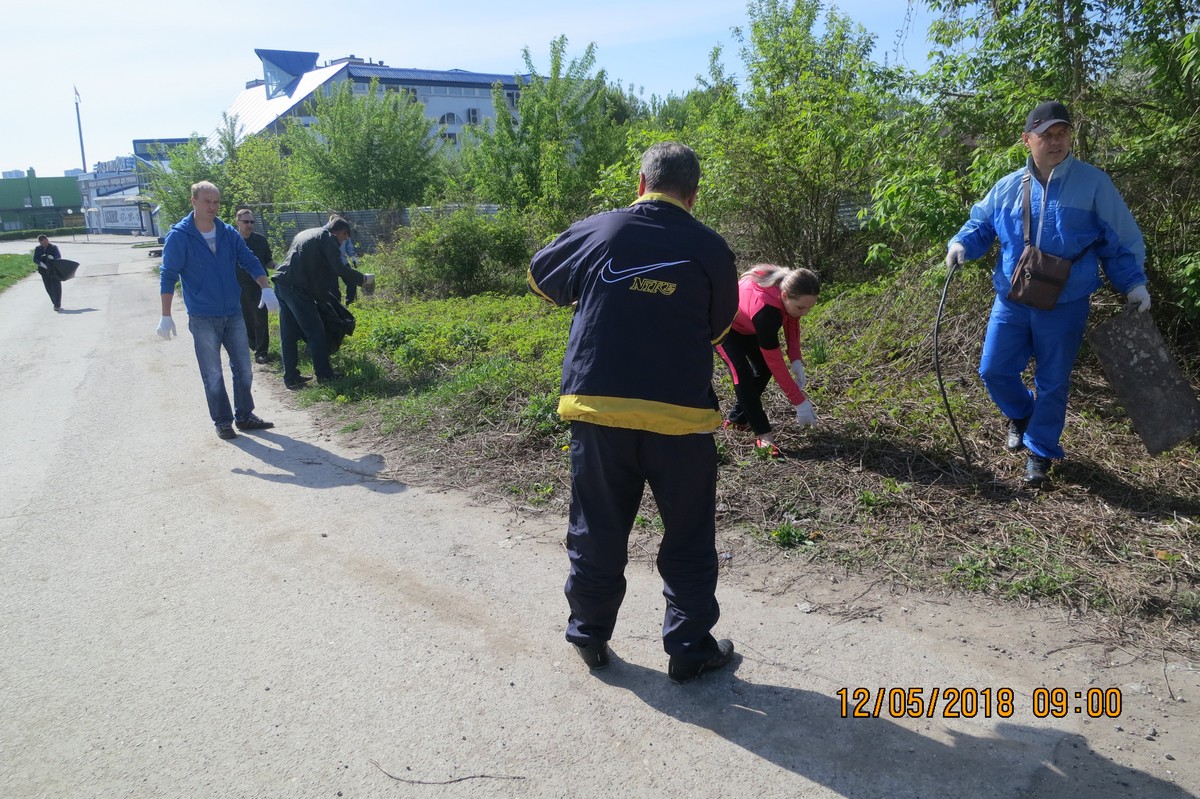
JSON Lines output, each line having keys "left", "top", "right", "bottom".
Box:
{"left": 318, "top": 296, "right": 356, "bottom": 354}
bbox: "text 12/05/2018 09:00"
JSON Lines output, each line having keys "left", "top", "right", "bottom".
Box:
{"left": 837, "top": 686, "right": 1123, "bottom": 720}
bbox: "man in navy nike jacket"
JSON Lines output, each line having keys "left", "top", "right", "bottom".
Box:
{"left": 529, "top": 142, "right": 740, "bottom": 683}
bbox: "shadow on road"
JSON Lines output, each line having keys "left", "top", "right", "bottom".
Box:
{"left": 53, "top": 307, "right": 98, "bottom": 315}
{"left": 229, "top": 430, "right": 407, "bottom": 494}
{"left": 597, "top": 656, "right": 1195, "bottom": 799}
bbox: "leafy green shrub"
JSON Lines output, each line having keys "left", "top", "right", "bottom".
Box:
{"left": 386, "top": 207, "right": 536, "bottom": 298}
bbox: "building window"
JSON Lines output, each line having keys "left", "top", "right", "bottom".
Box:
{"left": 440, "top": 132, "right": 458, "bottom": 146}
{"left": 439, "top": 112, "right": 463, "bottom": 125}
{"left": 41, "top": 196, "right": 54, "bottom": 207}
{"left": 353, "top": 82, "right": 368, "bottom": 95}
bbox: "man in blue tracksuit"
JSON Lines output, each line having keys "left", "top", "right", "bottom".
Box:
{"left": 157, "top": 181, "right": 280, "bottom": 440}
{"left": 947, "top": 101, "right": 1150, "bottom": 486}
{"left": 529, "top": 142, "right": 740, "bottom": 683}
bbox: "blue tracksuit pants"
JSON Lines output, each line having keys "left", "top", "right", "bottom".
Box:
{"left": 979, "top": 294, "right": 1090, "bottom": 460}
{"left": 564, "top": 421, "right": 721, "bottom": 662}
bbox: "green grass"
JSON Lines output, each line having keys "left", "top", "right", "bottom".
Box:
{"left": 0, "top": 253, "right": 34, "bottom": 293}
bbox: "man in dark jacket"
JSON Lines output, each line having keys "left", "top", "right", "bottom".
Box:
{"left": 157, "top": 181, "right": 279, "bottom": 440}
{"left": 32, "top": 234, "right": 63, "bottom": 311}
{"left": 233, "top": 207, "right": 276, "bottom": 363}
{"left": 272, "top": 217, "right": 354, "bottom": 389}
{"left": 528, "top": 142, "right": 740, "bottom": 684}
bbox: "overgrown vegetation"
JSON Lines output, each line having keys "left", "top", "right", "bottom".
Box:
{"left": 0, "top": 253, "right": 34, "bottom": 292}
{"left": 139, "top": 0, "right": 1200, "bottom": 651}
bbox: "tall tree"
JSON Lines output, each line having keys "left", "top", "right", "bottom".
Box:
{"left": 285, "top": 78, "right": 442, "bottom": 210}
{"left": 460, "top": 36, "right": 627, "bottom": 230}
{"left": 700, "top": 0, "right": 896, "bottom": 274}
{"left": 911, "top": 0, "right": 1200, "bottom": 322}
{"left": 140, "top": 137, "right": 225, "bottom": 229}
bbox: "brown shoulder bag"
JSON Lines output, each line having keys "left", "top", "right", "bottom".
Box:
{"left": 1008, "top": 172, "right": 1072, "bottom": 311}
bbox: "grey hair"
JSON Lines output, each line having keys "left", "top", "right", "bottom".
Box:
{"left": 640, "top": 142, "right": 701, "bottom": 198}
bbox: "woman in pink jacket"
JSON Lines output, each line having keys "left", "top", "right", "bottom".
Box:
{"left": 717, "top": 264, "right": 820, "bottom": 458}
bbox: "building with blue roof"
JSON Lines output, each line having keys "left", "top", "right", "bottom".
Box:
{"left": 220, "top": 49, "right": 526, "bottom": 149}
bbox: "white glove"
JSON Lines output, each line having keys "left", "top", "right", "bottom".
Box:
{"left": 790, "top": 359, "right": 807, "bottom": 391}
{"left": 945, "top": 242, "right": 965, "bottom": 270}
{"left": 258, "top": 286, "right": 280, "bottom": 312}
{"left": 1126, "top": 284, "right": 1151, "bottom": 313}
{"left": 794, "top": 399, "right": 818, "bottom": 428}
{"left": 156, "top": 316, "right": 176, "bottom": 339}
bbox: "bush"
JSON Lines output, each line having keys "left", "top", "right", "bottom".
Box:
{"left": 383, "top": 207, "right": 537, "bottom": 298}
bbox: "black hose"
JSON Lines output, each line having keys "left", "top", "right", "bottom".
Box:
{"left": 934, "top": 261, "right": 972, "bottom": 464}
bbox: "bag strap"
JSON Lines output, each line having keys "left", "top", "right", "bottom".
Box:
{"left": 1022, "top": 172, "right": 1032, "bottom": 247}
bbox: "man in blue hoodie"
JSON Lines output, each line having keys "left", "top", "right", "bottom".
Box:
{"left": 157, "top": 181, "right": 281, "bottom": 440}
{"left": 947, "top": 101, "right": 1150, "bottom": 487}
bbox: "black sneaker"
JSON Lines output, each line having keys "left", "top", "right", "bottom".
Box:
{"left": 668, "top": 639, "right": 735, "bottom": 685}
{"left": 573, "top": 640, "right": 610, "bottom": 671}
{"left": 284, "top": 376, "right": 313, "bottom": 390}
{"left": 1006, "top": 416, "right": 1030, "bottom": 452}
{"left": 216, "top": 424, "right": 237, "bottom": 440}
{"left": 254, "top": 353, "right": 270, "bottom": 364}
{"left": 1024, "top": 454, "right": 1053, "bottom": 488}
{"left": 235, "top": 413, "right": 275, "bottom": 431}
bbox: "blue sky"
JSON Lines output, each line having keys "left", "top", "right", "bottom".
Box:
{"left": 0, "top": 0, "right": 934, "bottom": 177}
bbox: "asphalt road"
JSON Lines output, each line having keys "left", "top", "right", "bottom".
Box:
{"left": 1, "top": 236, "right": 1197, "bottom": 798}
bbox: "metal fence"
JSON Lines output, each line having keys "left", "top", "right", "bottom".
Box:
{"left": 255, "top": 208, "right": 411, "bottom": 255}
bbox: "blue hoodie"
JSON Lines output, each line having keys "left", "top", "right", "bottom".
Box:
{"left": 160, "top": 212, "right": 266, "bottom": 316}
{"left": 951, "top": 153, "right": 1147, "bottom": 305}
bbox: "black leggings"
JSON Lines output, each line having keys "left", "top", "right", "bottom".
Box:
{"left": 718, "top": 331, "right": 774, "bottom": 435}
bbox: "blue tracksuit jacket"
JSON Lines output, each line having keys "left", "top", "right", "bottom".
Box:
{"left": 951, "top": 154, "right": 1147, "bottom": 302}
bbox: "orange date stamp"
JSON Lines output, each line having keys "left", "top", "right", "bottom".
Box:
{"left": 836, "top": 687, "right": 1124, "bottom": 719}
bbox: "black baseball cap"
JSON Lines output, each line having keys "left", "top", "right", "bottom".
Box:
{"left": 1025, "top": 101, "right": 1072, "bottom": 134}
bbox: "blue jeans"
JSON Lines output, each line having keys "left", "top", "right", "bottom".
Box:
{"left": 275, "top": 281, "right": 334, "bottom": 383}
{"left": 188, "top": 313, "right": 254, "bottom": 426}
{"left": 979, "top": 294, "right": 1090, "bottom": 460}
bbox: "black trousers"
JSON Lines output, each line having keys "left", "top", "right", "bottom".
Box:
{"left": 717, "top": 331, "right": 774, "bottom": 434}
{"left": 239, "top": 282, "right": 270, "bottom": 357}
{"left": 564, "top": 421, "right": 722, "bottom": 663}
{"left": 38, "top": 267, "right": 62, "bottom": 309}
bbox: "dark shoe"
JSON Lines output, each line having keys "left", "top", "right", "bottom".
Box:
{"left": 1024, "top": 454, "right": 1053, "bottom": 488}
{"left": 216, "top": 424, "right": 237, "bottom": 440}
{"left": 316, "top": 371, "right": 344, "bottom": 386}
{"left": 254, "top": 353, "right": 270, "bottom": 364}
{"left": 573, "top": 640, "right": 610, "bottom": 671}
{"left": 284, "top": 376, "right": 313, "bottom": 390}
{"left": 1005, "top": 416, "right": 1031, "bottom": 452}
{"left": 235, "top": 413, "right": 274, "bottom": 431}
{"left": 668, "top": 639, "right": 735, "bottom": 684}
